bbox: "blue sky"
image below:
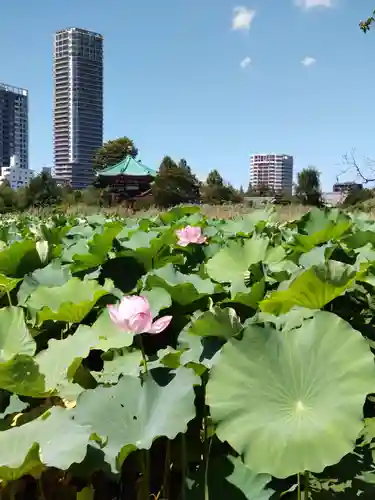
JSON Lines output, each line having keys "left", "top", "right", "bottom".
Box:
{"left": 0, "top": 0, "right": 374, "bottom": 190}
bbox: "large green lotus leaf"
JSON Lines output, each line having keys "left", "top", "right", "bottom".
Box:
{"left": 89, "top": 309, "right": 134, "bottom": 350}
{"left": 295, "top": 208, "right": 352, "bottom": 251}
{"left": 119, "top": 230, "right": 174, "bottom": 269}
{"left": 0, "top": 306, "right": 35, "bottom": 361}
{"left": 186, "top": 455, "right": 273, "bottom": 500}
{"left": 178, "top": 328, "right": 223, "bottom": 374}
{"left": 207, "top": 311, "right": 374, "bottom": 478}
{"left": 229, "top": 279, "right": 266, "bottom": 309}
{"left": 121, "top": 230, "right": 160, "bottom": 251}
{"left": 0, "top": 274, "right": 21, "bottom": 299}
{"left": 71, "top": 223, "right": 123, "bottom": 272}
{"left": 74, "top": 368, "right": 198, "bottom": 471}
{"left": 253, "top": 307, "right": 315, "bottom": 332}
{"left": 66, "top": 224, "right": 95, "bottom": 239}
{"left": 159, "top": 205, "right": 200, "bottom": 225}
{"left": 36, "top": 326, "right": 98, "bottom": 393}
{"left": 188, "top": 306, "right": 242, "bottom": 339}
{"left": 26, "top": 278, "right": 110, "bottom": 323}
{"left": 145, "top": 264, "right": 215, "bottom": 305}
{"left": 17, "top": 260, "right": 72, "bottom": 305}
{"left": 260, "top": 261, "right": 357, "bottom": 315}
{"left": 61, "top": 239, "right": 90, "bottom": 263}
{"left": 0, "top": 239, "right": 41, "bottom": 278}
{"left": 0, "top": 394, "right": 28, "bottom": 419}
{"left": 206, "top": 237, "right": 283, "bottom": 294}
{"left": 92, "top": 350, "right": 142, "bottom": 384}
{"left": 221, "top": 210, "right": 273, "bottom": 236}
{"left": 0, "top": 355, "right": 46, "bottom": 397}
{"left": 0, "top": 406, "right": 90, "bottom": 481}
{"left": 36, "top": 311, "right": 137, "bottom": 393}
{"left": 141, "top": 288, "right": 172, "bottom": 317}
{"left": 344, "top": 230, "right": 375, "bottom": 250}
{"left": 298, "top": 244, "right": 333, "bottom": 268}
{"left": 206, "top": 237, "right": 269, "bottom": 284}
{"left": 354, "top": 244, "right": 375, "bottom": 265}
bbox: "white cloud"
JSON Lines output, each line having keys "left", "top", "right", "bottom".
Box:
{"left": 301, "top": 56, "right": 316, "bottom": 66}
{"left": 295, "top": 0, "right": 333, "bottom": 9}
{"left": 240, "top": 56, "right": 252, "bottom": 69}
{"left": 232, "top": 6, "right": 256, "bottom": 31}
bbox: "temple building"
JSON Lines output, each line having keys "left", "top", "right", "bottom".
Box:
{"left": 95, "top": 155, "right": 157, "bottom": 204}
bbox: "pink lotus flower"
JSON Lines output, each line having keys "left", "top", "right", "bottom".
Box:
{"left": 107, "top": 295, "right": 172, "bottom": 335}
{"left": 175, "top": 226, "right": 207, "bottom": 247}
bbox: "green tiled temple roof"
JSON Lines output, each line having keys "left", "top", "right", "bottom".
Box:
{"left": 98, "top": 156, "right": 157, "bottom": 177}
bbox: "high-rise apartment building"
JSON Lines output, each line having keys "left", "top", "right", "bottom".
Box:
{"left": 250, "top": 154, "right": 293, "bottom": 195}
{"left": 53, "top": 27, "right": 103, "bottom": 189}
{"left": 0, "top": 83, "right": 28, "bottom": 172}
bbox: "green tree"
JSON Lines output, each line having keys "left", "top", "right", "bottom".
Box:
{"left": 201, "top": 170, "right": 242, "bottom": 204}
{"left": 342, "top": 187, "right": 373, "bottom": 208}
{"left": 0, "top": 181, "right": 15, "bottom": 212}
{"left": 207, "top": 169, "right": 224, "bottom": 187}
{"left": 254, "top": 184, "right": 275, "bottom": 197}
{"left": 14, "top": 187, "right": 29, "bottom": 210}
{"left": 27, "top": 172, "right": 62, "bottom": 207}
{"left": 81, "top": 186, "right": 101, "bottom": 206}
{"left": 152, "top": 156, "right": 200, "bottom": 207}
{"left": 295, "top": 167, "right": 323, "bottom": 207}
{"left": 93, "top": 137, "right": 138, "bottom": 171}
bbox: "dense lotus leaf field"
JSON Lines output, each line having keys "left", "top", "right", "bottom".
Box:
{"left": 1, "top": 206, "right": 375, "bottom": 498}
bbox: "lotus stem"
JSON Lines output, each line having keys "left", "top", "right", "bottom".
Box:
{"left": 181, "top": 433, "right": 187, "bottom": 500}
{"left": 38, "top": 477, "right": 47, "bottom": 500}
{"left": 142, "top": 449, "right": 150, "bottom": 500}
{"left": 203, "top": 382, "right": 211, "bottom": 500}
{"left": 162, "top": 440, "right": 171, "bottom": 499}
{"left": 139, "top": 335, "right": 149, "bottom": 374}
{"left": 6, "top": 291, "right": 12, "bottom": 306}
{"left": 304, "top": 471, "right": 310, "bottom": 499}
{"left": 297, "top": 473, "right": 301, "bottom": 500}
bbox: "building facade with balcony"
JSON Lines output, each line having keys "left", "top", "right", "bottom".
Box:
{"left": 250, "top": 154, "right": 294, "bottom": 195}
{"left": 333, "top": 181, "right": 363, "bottom": 193}
{"left": 0, "top": 83, "right": 28, "bottom": 173}
{"left": 53, "top": 27, "right": 103, "bottom": 189}
{"left": 0, "top": 155, "right": 33, "bottom": 189}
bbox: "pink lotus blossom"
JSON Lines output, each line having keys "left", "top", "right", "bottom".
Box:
{"left": 107, "top": 295, "right": 172, "bottom": 335}
{"left": 175, "top": 226, "right": 207, "bottom": 247}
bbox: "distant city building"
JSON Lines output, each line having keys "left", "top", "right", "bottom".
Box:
{"left": 250, "top": 154, "right": 293, "bottom": 195}
{"left": 0, "top": 155, "right": 33, "bottom": 189}
{"left": 333, "top": 181, "right": 363, "bottom": 193}
{"left": 0, "top": 83, "right": 28, "bottom": 172}
{"left": 42, "top": 166, "right": 52, "bottom": 175}
{"left": 322, "top": 192, "right": 346, "bottom": 206}
{"left": 53, "top": 27, "right": 104, "bottom": 189}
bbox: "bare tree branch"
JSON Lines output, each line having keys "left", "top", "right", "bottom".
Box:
{"left": 340, "top": 149, "right": 375, "bottom": 184}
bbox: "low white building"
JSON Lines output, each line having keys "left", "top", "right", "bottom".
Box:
{"left": 0, "top": 155, "right": 34, "bottom": 189}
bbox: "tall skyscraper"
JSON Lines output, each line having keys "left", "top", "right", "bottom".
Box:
{"left": 0, "top": 83, "right": 28, "bottom": 172}
{"left": 250, "top": 154, "right": 293, "bottom": 195}
{"left": 53, "top": 27, "right": 103, "bottom": 189}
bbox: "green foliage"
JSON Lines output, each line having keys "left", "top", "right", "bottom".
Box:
{"left": 342, "top": 187, "right": 373, "bottom": 208}
{"left": 93, "top": 136, "right": 138, "bottom": 171}
{"left": 152, "top": 156, "right": 200, "bottom": 207}
{"left": 201, "top": 170, "right": 243, "bottom": 204}
{"left": 0, "top": 206, "right": 375, "bottom": 497}
{"left": 27, "top": 172, "right": 62, "bottom": 207}
{"left": 295, "top": 166, "right": 323, "bottom": 206}
{"left": 360, "top": 10, "right": 375, "bottom": 32}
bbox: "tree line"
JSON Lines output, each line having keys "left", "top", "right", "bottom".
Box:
{"left": 0, "top": 136, "right": 244, "bottom": 212}
{"left": 0, "top": 135, "right": 368, "bottom": 213}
